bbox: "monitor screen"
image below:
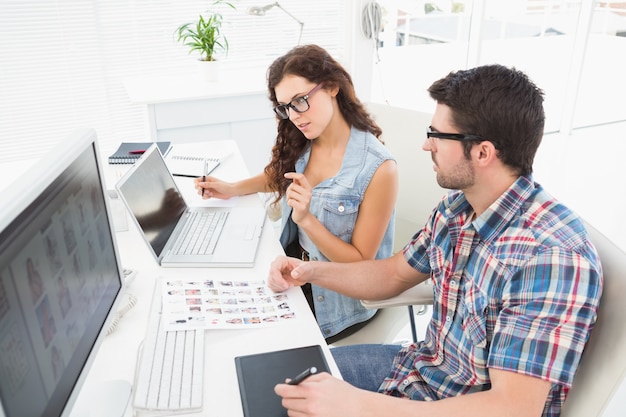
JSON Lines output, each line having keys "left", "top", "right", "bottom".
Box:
{"left": 0, "top": 130, "right": 125, "bottom": 417}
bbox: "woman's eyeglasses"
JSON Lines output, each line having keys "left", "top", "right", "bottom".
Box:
{"left": 273, "top": 82, "right": 325, "bottom": 120}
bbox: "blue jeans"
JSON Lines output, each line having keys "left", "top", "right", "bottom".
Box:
{"left": 330, "top": 344, "right": 403, "bottom": 392}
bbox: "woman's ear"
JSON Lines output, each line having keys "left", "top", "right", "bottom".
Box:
{"left": 325, "top": 82, "right": 340, "bottom": 98}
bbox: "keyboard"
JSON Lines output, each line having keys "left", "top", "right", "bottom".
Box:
{"left": 175, "top": 211, "right": 228, "bottom": 255}
{"left": 133, "top": 285, "right": 205, "bottom": 415}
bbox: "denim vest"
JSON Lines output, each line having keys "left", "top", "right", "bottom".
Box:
{"left": 280, "top": 127, "right": 396, "bottom": 338}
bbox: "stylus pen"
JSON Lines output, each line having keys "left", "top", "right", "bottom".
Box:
{"left": 202, "top": 159, "right": 208, "bottom": 197}
{"left": 288, "top": 366, "right": 318, "bottom": 385}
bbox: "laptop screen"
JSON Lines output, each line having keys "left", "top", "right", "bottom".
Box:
{"left": 116, "top": 146, "right": 187, "bottom": 257}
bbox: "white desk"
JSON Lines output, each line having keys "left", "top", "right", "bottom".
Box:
{"left": 84, "top": 140, "right": 339, "bottom": 416}
{"left": 123, "top": 71, "right": 277, "bottom": 176}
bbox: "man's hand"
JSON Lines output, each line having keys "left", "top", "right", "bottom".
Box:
{"left": 267, "top": 255, "right": 313, "bottom": 292}
{"left": 275, "top": 372, "right": 368, "bottom": 417}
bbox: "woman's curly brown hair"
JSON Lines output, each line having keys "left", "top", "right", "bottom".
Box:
{"left": 264, "top": 44, "right": 382, "bottom": 204}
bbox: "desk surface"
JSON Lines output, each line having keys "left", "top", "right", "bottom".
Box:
{"left": 86, "top": 140, "right": 339, "bottom": 416}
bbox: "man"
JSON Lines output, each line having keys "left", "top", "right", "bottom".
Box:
{"left": 267, "top": 64, "right": 603, "bottom": 417}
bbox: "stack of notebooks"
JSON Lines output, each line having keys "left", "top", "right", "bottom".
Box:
{"left": 108, "top": 141, "right": 172, "bottom": 164}
{"left": 108, "top": 141, "right": 220, "bottom": 177}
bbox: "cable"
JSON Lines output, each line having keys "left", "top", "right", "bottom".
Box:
{"left": 361, "top": 1, "right": 382, "bottom": 40}
{"left": 361, "top": 1, "right": 383, "bottom": 63}
{"left": 107, "top": 292, "right": 138, "bottom": 335}
{"left": 362, "top": 1, "right": 389, "bottom": 102}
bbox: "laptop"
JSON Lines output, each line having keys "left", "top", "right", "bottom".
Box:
{"left": 115, "top": 144, "right": 266, "bottom": 267}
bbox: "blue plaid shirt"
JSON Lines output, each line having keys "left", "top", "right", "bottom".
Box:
{"left": 379, "top": 176, "right": 603, "bottom": 416}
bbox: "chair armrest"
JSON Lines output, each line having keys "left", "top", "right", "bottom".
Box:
{"left": 361, "top": 282, "right": 434, "bottom": 309}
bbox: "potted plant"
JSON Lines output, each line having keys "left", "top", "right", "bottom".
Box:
{"left": 175, "top": 0, "right": 236, "bottom": 81}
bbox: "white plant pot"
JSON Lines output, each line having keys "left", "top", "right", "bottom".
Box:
{"left": 198, "top": 59, "right": 220, "bottom": 82}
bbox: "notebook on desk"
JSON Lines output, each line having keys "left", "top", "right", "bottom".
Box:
{"left": 165, "top": 153, "right": 220, "bottom": 177}
{"left": 115, "top": 144, "right": 266, "bottom": 267}
{"left": 164, "top": 143, "right": 230, "bottom": 177}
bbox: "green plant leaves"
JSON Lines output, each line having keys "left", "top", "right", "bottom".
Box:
{"left": 175, "top": 0, "right": 236, "bottom": 61}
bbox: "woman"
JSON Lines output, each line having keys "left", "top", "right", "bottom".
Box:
{"left": 195, "top": 44, "right": 398, "bottom": 342}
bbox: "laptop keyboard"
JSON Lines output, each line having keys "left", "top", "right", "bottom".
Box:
{"left": 176, "top": 211, "right": 228, "bottom": 255}
{"left": 133, "top": 287, "right": 204, "bottom": 414}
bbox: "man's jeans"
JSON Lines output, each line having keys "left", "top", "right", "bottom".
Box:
{"left": 330, "top": 344, "right": 403, "bottom": 392}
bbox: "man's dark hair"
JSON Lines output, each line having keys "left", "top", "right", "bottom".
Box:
{"left": 428, "top": 64, "right": 545, "bottom": 176}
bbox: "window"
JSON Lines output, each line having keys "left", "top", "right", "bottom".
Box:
{"left": 0, "top": 0, "right": 346, "bottom": 162}
{"left": 370, "top": 0, "right": 626, "bottom": 133}
{"left": 573, "top": 2, "right": 626, "bottom": 128}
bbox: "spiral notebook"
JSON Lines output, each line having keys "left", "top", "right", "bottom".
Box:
{"left": 165, "top": 153, "right": 220, "bottom": 177}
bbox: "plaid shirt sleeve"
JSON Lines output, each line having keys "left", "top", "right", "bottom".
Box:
{"left": 488, "top": 245, "right": 603, "bottom": 385}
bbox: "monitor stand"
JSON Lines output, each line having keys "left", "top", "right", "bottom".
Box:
{"left": 70, "top": 379, "right": 131, "bottom": 417}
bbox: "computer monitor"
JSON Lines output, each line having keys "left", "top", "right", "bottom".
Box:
{"left": 0, "top": 130, "right": 130, "bottom": 417}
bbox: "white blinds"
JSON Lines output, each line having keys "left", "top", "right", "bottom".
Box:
{"left": 0, "top": 0, "right": 346, "bottom": 162}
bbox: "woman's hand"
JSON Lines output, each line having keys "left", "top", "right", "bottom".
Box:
{"left": 284, "top": 172, "right": 313, "bottom": 225}
{"left": 194, "top": 176, "right": 236, "bottom": 200}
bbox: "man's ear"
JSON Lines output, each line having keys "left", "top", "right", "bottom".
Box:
{"left": 474, "top": 141, "right": 498, "bottom": 166}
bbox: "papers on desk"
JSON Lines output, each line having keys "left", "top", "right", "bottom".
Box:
{"left": 161, "top": 278, "right": 297, "bottom": 331}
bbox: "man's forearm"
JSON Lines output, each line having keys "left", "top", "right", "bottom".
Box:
{"left": 305, "top": 253, "right": 422, "bottom": 300}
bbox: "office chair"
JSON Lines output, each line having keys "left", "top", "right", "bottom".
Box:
{"left": 360, "top": 282, "right": 433, "bottom": 343}
{"left": 356, "top": 103, "right": 440, "bottom": 344}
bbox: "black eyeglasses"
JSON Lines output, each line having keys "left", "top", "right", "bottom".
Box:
{"left": 273, "top": 83, "right": 325, "bottom": 120}
{"left": 427, "top": 126, "right": 487, "bottom": 142}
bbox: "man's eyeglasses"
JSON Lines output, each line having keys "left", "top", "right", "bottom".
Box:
{"left": 273, "top": 83, "right": 325, "bottom": 120}
{"left": 426, "top": 126, "right": 487, "bottom": 142}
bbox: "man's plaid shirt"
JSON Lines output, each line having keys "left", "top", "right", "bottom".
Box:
{"left": 379, "top": 176, "right": 603, "bottom": 417}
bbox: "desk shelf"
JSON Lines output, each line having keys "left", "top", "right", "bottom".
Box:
{"left": 124, "top": 72, "right": 277, "bottom": 175}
